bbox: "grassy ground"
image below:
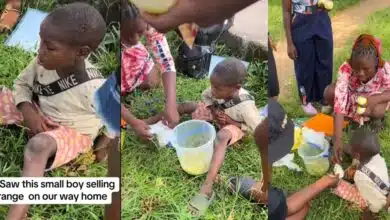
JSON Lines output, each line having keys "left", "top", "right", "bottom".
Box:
{"left": 121, "top": 33, "right": 268, "bottom": 219}
{"left": 276, "top": 7, "right": 390, "bottom": 220}
{"left": 269, "top": 0, "right": 360, "bottom": 43}
{"left": 0, "top": 1, "right": 117, "bottom": 219}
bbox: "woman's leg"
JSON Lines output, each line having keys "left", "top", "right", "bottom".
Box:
{"left": 268, "top": 38, "right": 279, "bottom": 99}
{"left": 287, "top": 204, "right": 309, "bottom": 220}
{"left": 286, "top": 175, "right": 338, "bottom": 217}
{"left": 7, "top": 134, "right": 57, "bottom": 220}
{"left": 143, "top": 102, "right": 198, "bottom": 125}
{"left": 313, "top": 12, "right": 333, "bottom": 106}
{"left": 323, "top": 82, "right": 336, "bottom": 107}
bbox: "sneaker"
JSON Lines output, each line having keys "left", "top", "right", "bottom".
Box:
{"left": 302, "top": 103, "right": 318, "bottom": 116}
{"left": 321, "top": 105, "right": 332, "bottom": 114}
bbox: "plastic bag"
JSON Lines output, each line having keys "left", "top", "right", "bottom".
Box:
{"left": 302, "top": 127, "right": 325, "bottom": 146}
{"left": 273, "top": 153, "right": 302, "bottom": 172}
{"left": 149, "top": 121, "right": 174, "bottom": 147}
{"left": 292, "top": 126, "right": 303, "bottom": 151}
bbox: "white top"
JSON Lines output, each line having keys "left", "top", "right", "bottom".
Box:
{"left": 355, "top": 154, "right": 389, "bottom": 213}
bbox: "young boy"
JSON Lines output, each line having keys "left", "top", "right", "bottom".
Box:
{"left": 146, "top": 58, "right": 262, "bottom": 216}
{"left": 332, "top": 129, "right": 389, "bottom": 219}
{"left": 3, "top": 3, "right": 108, "bottom": 219}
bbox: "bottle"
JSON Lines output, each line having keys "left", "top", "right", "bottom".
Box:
{"left": 300, "top": 86, "right": 307, "bottom": 105}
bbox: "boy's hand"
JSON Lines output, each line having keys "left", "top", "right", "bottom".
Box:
{"left": 41, "top": 116, "right": 61, "bottom": 130}
{"left": 214, "top": 110, "right": 241, "bottom": 128}
{"left": 130, "top": 119, "right": 152, "bottom": 140}
{"left": 19, "top": 103, "right": 47, "bottom": 137}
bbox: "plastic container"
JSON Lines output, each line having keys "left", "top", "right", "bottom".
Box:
{"left": 130, "top": 0, "right": 177, "bottom": 14}
{"left": 298, "top": 140, "right": 330, "bottom": 176}
{"left": 171, "top": 120, "right": 216, "bottom": 175}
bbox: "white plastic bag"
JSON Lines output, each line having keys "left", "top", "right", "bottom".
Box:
{"left": 302, "top": 127, "right": 325, "bottom": 146}
{"left": 273, "top": 153, "right": 302, "bottom": 172}
{"left": 149, "top": 121, "right": 174, "bottom": 147}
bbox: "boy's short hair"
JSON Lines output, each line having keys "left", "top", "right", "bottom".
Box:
{"left": 45, "top": 2, "right": 106, "bottom": 49}
{"left": 350, "top": 128, "right": 380, "bottom": 157}
{"left": 212, "top": 58, "right": 248, "bottom": 86}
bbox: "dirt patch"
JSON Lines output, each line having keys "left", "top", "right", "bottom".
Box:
{"left": 274, "top": 0, "right": 390, "bottom": 100}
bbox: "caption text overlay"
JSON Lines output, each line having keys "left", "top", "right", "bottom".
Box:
{"left": 0, "top": 178, "right": 119, "bottom": 204}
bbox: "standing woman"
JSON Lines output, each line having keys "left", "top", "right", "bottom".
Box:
{"left": 282, "top": 0, "right": 333, "bottom": 115}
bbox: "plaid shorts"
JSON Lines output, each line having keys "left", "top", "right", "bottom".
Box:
{"left": 0, "top": 87, "right": 93, "bottom": 170}
{"left": 331, "top": 179, "right": 368, "bottom": 209}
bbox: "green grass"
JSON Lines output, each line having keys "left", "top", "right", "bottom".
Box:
{"left": 269, "top": 0, "right": 360, "bottom": 42}
{"left": 277, "top": 7, "right": 390, "bottom": 220}
{"left": 121, "top": 32, "right": 268, "bottom": 219}
{"left": 0, "top": 1, "right": 117, "bottom": 219}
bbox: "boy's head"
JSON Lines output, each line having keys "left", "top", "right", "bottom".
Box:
{"left": 349, "top": 34, "right": 384, "bottom": 83}
{"left": 350, "top": 128, "right": 380, "bottom": 162}
{"left": 210, "top": 58, "right": 247, "bottom": 99}
{"left": 38, "top": 3, "right": 106, "bottom": 70}
{"left": 120, "top": 1, "right": 147, "bottom": 46}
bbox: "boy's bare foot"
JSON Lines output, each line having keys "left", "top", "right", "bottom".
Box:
{"left": 249, "top": 180, "right": 268, "bottom": 204}
{"left": 93, "top": 134, "right": 113, "bottom": 162}
{"left": 94, "top": 147, "right": 108, "bottom": 162}
{"left": 321, "top": 174, "right": 340, "bottom": 188}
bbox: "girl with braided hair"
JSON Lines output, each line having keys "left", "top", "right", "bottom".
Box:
{"left": 120, "top": 0, "right": 179, "bottom": 139}
{"left": 323, "top": 34, "right": 390, "bottom": 165}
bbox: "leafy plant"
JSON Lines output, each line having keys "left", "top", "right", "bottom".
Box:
{"left": 246, "top": 60, "right": 268, "bottom": 106}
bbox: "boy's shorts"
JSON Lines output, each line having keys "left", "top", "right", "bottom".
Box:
{"left": 191, "top": 102, "right": 244, "bottom": 146}
{"left": 0, "top": 87, "right": 93, "bottom": 171}
{"left": 269, "top": 187, "right": 288, "bottom": 220}
{"left": 331, "top": 179, "right": 368, "bottom": 209}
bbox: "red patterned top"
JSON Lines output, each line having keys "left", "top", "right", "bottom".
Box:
{"left": 334, "top": 61, "right": 390, "bottom": 122}
{"left": 121, "top": 28, "right": 176, "bottom": 95}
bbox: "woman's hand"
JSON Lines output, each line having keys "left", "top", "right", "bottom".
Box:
{"left": 163, "top": 106, "right": 180, "bottom": 128}
{"left": 141, "top": 0, "right": 257, "bottom": 33}
{"left": 131, "top": 119, "right": 152, "bottom": 140}
{"left": 332, "top": 139, "right": 343, "bottom": 164}
{"left": 287, "top": 42, "right": 297, "bottom": 60}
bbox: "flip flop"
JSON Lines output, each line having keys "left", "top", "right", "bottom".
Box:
{"left": 228, "top": 176, "right": 265, "bottom": 204}
{"left": 188, "top": 191, "right": 215, "bottom": 217}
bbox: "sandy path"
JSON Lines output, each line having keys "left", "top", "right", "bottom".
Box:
{"left": 274, "top": 0, "right": 390, "bottom": 100}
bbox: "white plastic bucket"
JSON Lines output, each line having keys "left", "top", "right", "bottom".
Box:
{"left": 298, "top": 139, "right": 330, "bottom": 176}
{"left": 171, "top": 120, "right": 216, "bottom": 175}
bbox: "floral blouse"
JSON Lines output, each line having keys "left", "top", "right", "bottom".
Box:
{"left": 334, "top": 61, "right": 390, "bottom": 122}
{"left": 121, "top": 28, "right": 176, "bottom": 95}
